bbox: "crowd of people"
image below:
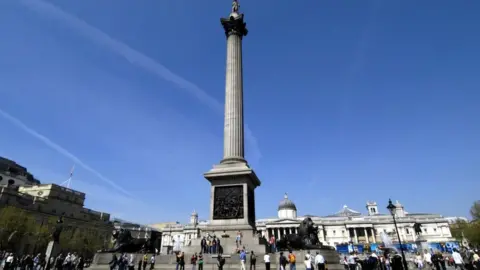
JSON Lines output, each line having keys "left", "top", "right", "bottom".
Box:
{"left": 0, "top": 251, "right": 87, "bottom": 270}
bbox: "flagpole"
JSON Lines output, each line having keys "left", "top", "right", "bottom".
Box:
{"left": 60, "top": 164, "right": 75, "bottom": 188}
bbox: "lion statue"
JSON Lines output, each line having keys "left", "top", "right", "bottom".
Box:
{"left": 105, "top": 229, "right": 156, "bottom": 253}
{"left": 276, "top": 217, "right": 322, "bottom": 250}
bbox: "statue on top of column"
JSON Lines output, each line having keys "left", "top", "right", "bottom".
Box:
{"left": 232, "top": 0, "right": 240, "bottom": 13}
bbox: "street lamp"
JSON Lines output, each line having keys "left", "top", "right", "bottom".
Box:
{"left": 387, "top": 199, "right": 409, "bottom": 270}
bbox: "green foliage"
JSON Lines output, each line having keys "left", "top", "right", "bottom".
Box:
{"left": 0, "top": 206, "right": 106, "bottom": 255}
{"left": 470, "top": 200, "right": 480, "bottom": 221}
{"left": 450, "top": 201, "right": 480, "bottom": 246}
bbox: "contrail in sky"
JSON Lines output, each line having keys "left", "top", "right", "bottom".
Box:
{"left": 0, "top": 109, "right": 131, "bottom": 196}
{"left": 17, "top": 0, "right": 262, "bottom": 163}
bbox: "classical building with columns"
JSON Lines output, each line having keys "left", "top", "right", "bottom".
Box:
{"left": 158, "top": 194, "right": 455, "bottom": 252}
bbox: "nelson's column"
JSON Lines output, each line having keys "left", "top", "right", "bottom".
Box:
{"left": 202, "top": 0, "right": 263, "bottom": 252}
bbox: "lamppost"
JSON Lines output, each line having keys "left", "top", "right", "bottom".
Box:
{"left": 387, "top": 199, "right": 408, "bottom": 270}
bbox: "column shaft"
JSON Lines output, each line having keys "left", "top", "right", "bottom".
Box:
{"left": 364, "top": 228, "right": 369, "bottom": 243}
{"left": 222, "top": 33, "right": 245, "bottom": 163}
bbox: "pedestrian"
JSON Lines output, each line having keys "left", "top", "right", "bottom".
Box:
{"left": 150, "top": 254, "right": 155, "bottom": 270}
{"left": 191, "top": 253, "right": 198, "bottom": 270}
{"left": 198, "top": 254, "right": 203, "bottom": 270}
{"left": 288, "top": 251, "right": 296, "bottom": 270}
{"left": 263, "top": 253, "right": 270, "bottom": 270}
{"left": 250, "top": 251, "right": 256, "bottom": 270}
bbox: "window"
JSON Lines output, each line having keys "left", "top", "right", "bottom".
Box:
{"left": 384, "top": 229, "right": 387, "bottom": 233}
{"left": 424, "top": 228, "right": 427, "bottom": 233}
{"left": 342, "top": 230, "right": 345, "bottom": 235}
{"left": 0, "top": 176, "right": 3, "bottom": 180}
{"left": 8, "top": 179, "right": 15, "bottom": 185}
{"left": 333, "top": 230, "right": 336, "bottom": 235}
{"left": 52, "top": 209, "right": 57, "bottom": 213}
{"left": 434, "top": 228, "right": 437, "bottom": 233}
{"left": 406, "top": 228, "right": 410, "bottom": 234}
{"left": 371, "top": 208, "right": 376, "bottom": 213}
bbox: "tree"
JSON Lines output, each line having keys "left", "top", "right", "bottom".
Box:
{"left": 470, "top": 200, "right": 480, "bottom": 221}
{"left": 450, "top": 201, "right": 480, "bottom": 247}
{"left": 0, "top": 206, "right": 37, "bottom": 249}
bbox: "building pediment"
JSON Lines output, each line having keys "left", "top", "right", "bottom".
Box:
{"left": 267, "top": 218, "right": 299, "bottom": 225}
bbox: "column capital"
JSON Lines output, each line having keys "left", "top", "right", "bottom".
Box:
{"left": 221, "top": 14, "right": 248, "bottom": 38}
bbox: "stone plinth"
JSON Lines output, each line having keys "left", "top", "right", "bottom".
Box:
{"left": 91, "top": 249, "right": 343, "bottom": 270}
{"left": 415, "top": 235, "right": 429, "bottom": 252}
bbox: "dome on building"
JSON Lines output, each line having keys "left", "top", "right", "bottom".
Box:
{"left": 278, "top": 193, "right": 297, "bottom": 219}
{"left": 278, "top": 193, "right": 297, "bottom": 211}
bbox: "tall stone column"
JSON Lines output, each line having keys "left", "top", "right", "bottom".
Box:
{"left": 220, "top": 8, "right": 248, "bottom": 165}
{"left": 364, "top": 228, "right": 369, "bottom": 243}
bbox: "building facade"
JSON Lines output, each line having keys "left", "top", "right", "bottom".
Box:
{"left": 157, "top": 194, "right": 455, "bottom": 253}
{"left": 0, "top": 157, "right": 41, "bottom": 186}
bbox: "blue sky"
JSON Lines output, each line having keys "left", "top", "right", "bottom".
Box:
{"left": 0, "top": 0, "right": 479, "bottom": 224}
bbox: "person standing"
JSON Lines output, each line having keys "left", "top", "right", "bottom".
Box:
{"left": 279, "top": 252, "right": 287, "bottom": 270}
{"left": 263, "top": 253, "right": 270, "bottom": 270}
{"left": 150, "top": 254, "right": 155, "bottom": 270}
{"left": 191, "top": 253, "right": 198, "bottom": 270}
{"left": 198, "top": 254, "right": 203, "bottom": 270}
{"left": 315, "top": 252, "right": 325, "bottom": 270}
{"left": 288, "top": 251, "right": 296, "bottom": 270}
{"left": 249, "top": 251, "right": 256, "bottom": 270}
{"left": 452, "top": 249, "right": 464, "bottom": 270}
{"left": 304, "top": 252, "right": 312, "bottom": 270}
{"left": 240, "top": 250, "right": 247, "bottom": 270}
{"left": 217, "top": 254, "right": 225, "bottom": 270}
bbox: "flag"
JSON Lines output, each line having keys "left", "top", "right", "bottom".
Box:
{"left": 69, "top": 164, "right": 75, "bottom": 177}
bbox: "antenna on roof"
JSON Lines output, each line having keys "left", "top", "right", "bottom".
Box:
{"left": 60, "top": 164, "right": 75, "bottom": 188}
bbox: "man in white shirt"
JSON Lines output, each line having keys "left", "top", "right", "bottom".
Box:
{"left": 263, "top": 254, "right": 270, "bottom": 270}
{"left": 304, "top": 252, "right": 312, "bottom": 270}
{"left": 452, "top": 249, "right": 464, "bottom": 270}
{"left": 314, "top": 251, "right": 325, "bottom": 270}
{"left": 347, "top": 253, "right": 356, "bottom": 270}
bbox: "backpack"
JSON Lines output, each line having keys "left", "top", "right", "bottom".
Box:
{"left": 289, "top": 254, "right": 296, "bottom": 263}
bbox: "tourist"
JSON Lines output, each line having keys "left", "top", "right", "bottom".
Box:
{"left": 279, "top": 252, "right": 287, "bottom": 270}
{"left": 127, "top": 254, "right": 135, "bottom": 270}
{"left": 415, "top": 252, "right": 423, "bottom": 269}
{"left": 5, "top": 253, "right": 14, "bottom": 270}
{"left": 198, "top": 254, "right": 203, "bottom": 270}
{"left": 461, "top": 246, "right": 474, "bottom": 270}
{"left": 304, "top": 251, "right": 312, "bottom": 270}
{"left": 452, "top": 248, "right": 464, "bottom": 270}
{"left": 315, "top": 251, "right": 325, "bottom": 270}
{"left": 288, "top": 250, "right": 296, "bottom": 270}
{"left": 250, "top": 251, "right": 256, "bottom": 270}
{"left": 201, "top": 237, "right": 207, "bottom": 254}
{"left": 138, "top": 255, "right": 143, "bottom": 270}
{"left": 216, "top": 238, "right": 221, "bottom": 254}
{"left": 432, "top": 251, "right": 441, "bottom": 270}
{"left": 347, "top": 252, "right": 356, "bottom": 270}
{"left": 269, "top": 236, "right": 276, "bottom": 253}
{"left": 142, "top": 254, "right": 148, "bottom": 270}
{"left": 77, "top": 256, "right": 85, "bottom": 270}
{"left": 212, "top": 238, "right": 218, "bottom": 254}
{"left": 240, "top": 249, "right": 247, "bottom": 270}
{"left": 263, "top": 253, "right": 270, "bottom": 270}
{"left": 178, "top": 252, "right": 185, "bottom": 270}
{"left": 150, "top": 254, "right": 155, "bottom": 270}
{"left": 236, "top": 231, "right": 243, "bottom": 248}
{"left": 54, "top": 254, "right": 64, "bottom": 270}
{"left": 191, "top": 253, "right": 198, "bottom": 270}
{"left": 108, "top": 254, "right": 118, "bottom": 270}
{"left": 217, "top": 254, "right": 225, "bottom": 270}
{"left": 474, "top": 250, "right": 480, "bottom": 270}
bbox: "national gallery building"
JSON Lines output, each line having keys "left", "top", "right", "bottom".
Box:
{"left": 158, "top": 194, "right": 455, "bottom": 253}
